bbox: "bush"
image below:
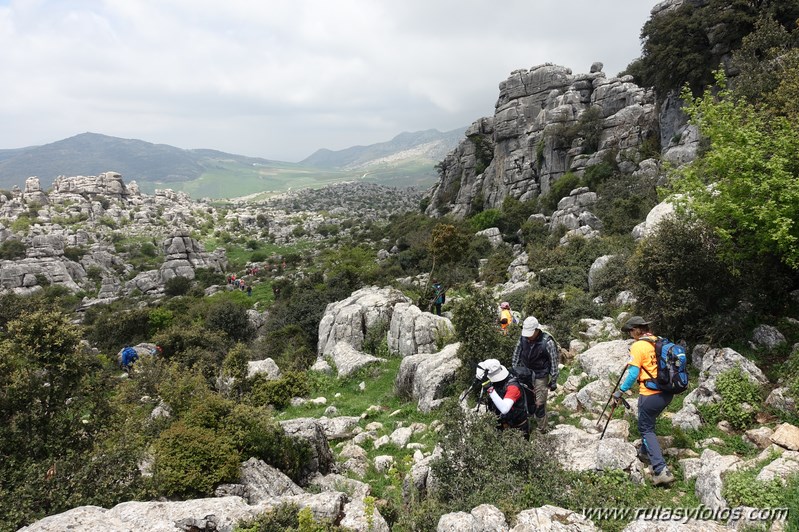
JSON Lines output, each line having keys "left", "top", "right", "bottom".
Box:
{"left": 480, "top": 246, "right": 514, "bottom": 286}
{"left": 537, "top": 266, "right": 587, "bottom": 291}
{"left": 194, "top": 267, "right": 225, "bottom": 288}
{"left": 722, "top": 462, "right": 787, "bottom": 508}
{"left": 627, "top": 217, "right": 738, "bottom": 341}
{"left": 0, "top": 239, "right": 26, "bottom": 259}
{"left": 86, "top": 307, "right": 151, "bottom": 353}
{"left": 468, "top": 208, "right": 502, "bottom": 232}
{"left": 541, "top": 172, "right": 582, "bottom": 214}
{"left": 252, "top": 325, "right": 316, "bottom": 372}
{"left": 451, "top": 288, "right": 517, "bottom": 387}
{"left": 151, "top": 421, "right": 240, "bottom": 497}
{"left": 248, "top": 371, "right": 310, "bottom": 410}
{"left": 164, "top": 275, "right": 192, "bottom": 297}
{"left": 148, "top": 307, "right": 174, "bottom": 334}
{"left": 700, "top": 366, "right": 763, "bottom": 430}
{"left": 205, "top": 299, "right": 254, "bottom": 342}
{"left": 428, "top": 401, "right": 564, "bottom": 518}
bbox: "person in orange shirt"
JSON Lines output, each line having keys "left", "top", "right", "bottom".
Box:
{"left": 498, "top": 302, "right": 515, "bottom": 334}
{"left": 613, "top": 316, "right": 675, "bottom": 486}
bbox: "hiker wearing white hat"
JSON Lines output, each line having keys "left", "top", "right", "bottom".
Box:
{"left": 475, "top": 358, "right": 529, "bottom": 438}
{"left": 512, "top": 316, "right": 560, "bottom": 433}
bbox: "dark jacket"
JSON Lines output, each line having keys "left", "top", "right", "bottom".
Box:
{"left": 512, "top": 332, "right": 559, "bottom": 380}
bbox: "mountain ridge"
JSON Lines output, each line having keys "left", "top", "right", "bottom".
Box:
{"left": 0, "top": 129, "right": 465, "bottom": 195}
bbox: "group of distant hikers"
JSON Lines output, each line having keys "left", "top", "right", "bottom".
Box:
{"left": 473, "top": 307, "right": 686, "bottom": 487}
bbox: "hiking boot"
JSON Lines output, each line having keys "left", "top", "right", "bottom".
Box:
{"left": 636, "top": 445, "right": 651, "bottom": 464}
{"left": 652, "top": 467, "right": 675, "bottom": 487}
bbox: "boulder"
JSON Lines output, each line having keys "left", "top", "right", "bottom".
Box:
{"left": 326, "top": 342, "right": 386, "bottom": 378}
{"left": 576, "top": 340, "right": 630, "bottom": 379}
{"left": 318, "top": 286, "right": 411, "bottom": 356}
{"left": 512, "top": 505, "right": 597, "bottom": 531}
{"left": 388, "top": 302, "right": 455, "bottom": 357}
{"left": 694, "top": 449, "right": 741, "bottom": 511}
{"left": 475, "top": 227, "right": 504, "bottom": 248}
{"left": 770, "top": 423, "right": 799, "bottom": 451}
{"left": 278, "top": 418, "right": 335, "bottom": 484}
{"left": 247, "top": 358, "right": 281, "bottom": 380}
{"left": 438, "top": 504, "right": 509, "bottom": 531}
{"left": 755, "top": 452, "right": 799, "bottom": 484}
{"left": 395, "top": 343, "right": 462, "bottom": 412}
{"left": 238, "top": 458, "right": 304, "bottom": 503}
{"left": 751, "top": 324, "right": 786, "bottom": 349}
{"left": 766, "top": 387, "right": 797, "bottom": 415}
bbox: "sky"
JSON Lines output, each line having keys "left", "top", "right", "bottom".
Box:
{"left": 0, "top": 0, "right": 662, "bottom": 162}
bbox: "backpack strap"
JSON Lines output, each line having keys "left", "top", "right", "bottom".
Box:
{"left": 635, "top": 337, "right": 659, "bottom": 380}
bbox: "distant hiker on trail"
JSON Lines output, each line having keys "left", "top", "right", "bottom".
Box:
{"left": 120, "top": 346, "right": 139, "bottom": 373}
{"left": 476, "top": 358, "right": 530, "bottom": 439}
{"left": 512, "top": 316, "right": 559, "bottom": 433}
{"left": 498, "top": 301, "right": 517, "bottom": 334}
{"left": 614, "top": 316, "right": 676, "bottom": 486}
{"left": 432, "top": 280, "right": 445, "bottom": 316}
{"left": 246, "top": 285, "right": 252, "bottom": 297}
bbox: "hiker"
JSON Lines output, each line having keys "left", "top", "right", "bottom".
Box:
{"left": 512, "top": 316, "right": 559, "bottom": 433}
{"left": 246, "top": 285, "right": 252, "bottom": 297}
{"left": 476, "top": 358, "right": 529, "bottom": 438}
{"left": 498, "top": 301, "right": 516, "bottom": 334}
{"left": 613, "top": 316, "right": 675, "bottom": 486}
{"left": 432, "top": 279, "right": 445, "bottom": 316}
{"left": 120, "top": 345, "right": 139, "bottom": 373}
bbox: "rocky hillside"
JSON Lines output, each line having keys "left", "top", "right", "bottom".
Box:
{"left": 0, "top": 172, "right": 420, "bottom": 303}
{"left": 424, "top": 61, "right": 698, "bottom": 219}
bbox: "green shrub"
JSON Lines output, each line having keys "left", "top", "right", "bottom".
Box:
{"left": 537, "top": 266, "right": 587, "bottom": 291}
{"left": 206, "top": 299, "right": 254, "bottom": 342}
{"left": 0, "top": 239, "right": 26, "bottom": 259}
{"left": 252, "top": 325, "right": 316, "bottom": 372}
{"left": 164, "top": 275, "right": 192, "bottom": 297}
{"left": 86, "top": 307, "right": 151, "bottom": 353}
{"left": 722, "top": 463, "right": 787, "bottom": 508}
{"left": 428, "top": 401, "right": 564, "bottom": 518}
{"left": 469, "top": 208, "right": 502, "bottom": 232}
{"left": 63, "top": 246, "right": 87, "bottom": 262}
{"left": 451, "top": 288, "right": 517, "bottom": 387}
{"left": 589, "top": 254, "right": 630, "bottom": 303}
{"left": 151, "top": 421, "right": 240, "bottom": 497}
{"left": 480, "top": 246, "right": 514, "bottom": 286}
{"left": 248, "top": 371, "right": 310, "bottom": 410}
{"left": 541, "top": 172, "right": 582, "bottom": 214}
{"left": 363, "top": 319, "right": 390, "bottom": 357}
{"left": 700, "top": 366, "right": 763, "bottom": 430}
{"left": 627, "top": 217, "right": 739, "bottom": 342}
{"left": 148, "top": 307, "right": 174, "bottom": 333}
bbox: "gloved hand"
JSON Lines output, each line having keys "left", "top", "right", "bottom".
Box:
{"left": 481, "top": 380, "right": 493, "bottom": 393}
{"left": 549, "top": 378, "right": 558, "bottom": 391}
{"left": 612, "top": 390, "right": 623, "bottom": 404}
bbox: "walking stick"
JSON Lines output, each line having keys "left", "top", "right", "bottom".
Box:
{"left": 600, "top": 395, "right": 630, "bottom": 439}
{"left": 596, "top": 367, "right": 627, "bottom": 430}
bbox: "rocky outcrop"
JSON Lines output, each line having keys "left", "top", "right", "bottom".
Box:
{"left": 159, "top": 231, "right": 225, "bottom": 282}
{"left": 52, "top": 171, "right": 129, "bottom": 198}
{"left": 317, "top": 286, "right": 411, "bottom": 356}
{"left": 395, "top": 343, "right": 462, "bottom": 412}
{"left": 325, "top": 342, "right": 386, "bottom": 378}
{"left": 426, "top": 63, "right": 658, "bottom": 218}
{"left": 576, "top": 339, "right": 630, "bottom": 379}
{"left": 388, "top": 302, "right": 455, "bottom": 357}
{"left": 278, "top": 418, "right": 336, "bottom": 484}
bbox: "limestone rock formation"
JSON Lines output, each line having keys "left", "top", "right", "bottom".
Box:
{"left": 426, "top": 64, "right": 658, "bottom": 218}
{"left": 317, "top": 286, "right": 411, "bottom": 356}
{"left": 395, "top": 343, "right": 462, "bottom": 412}
{"left": 388, "top": 302, "right": 455, "bottom": 357}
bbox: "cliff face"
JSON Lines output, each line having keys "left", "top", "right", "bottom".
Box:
{"left": 425, "top": 63, "right": 660, "bottom": 218}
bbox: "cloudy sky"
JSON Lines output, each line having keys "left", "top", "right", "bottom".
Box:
{"left": 0, "top": 0, "right": 661, "bottom": 162}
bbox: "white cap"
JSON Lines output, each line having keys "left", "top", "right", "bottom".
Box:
{"left": 521, "top": 316, "right": 539, "bottom": 336}
{"left": 476, "top": 358, "right": 510, "bottom": 383}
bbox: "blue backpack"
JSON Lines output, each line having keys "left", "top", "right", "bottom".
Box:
{"left": 121, "top": 346, "right": 139, "bottom": 368}
{"left": 640, "top": 337, "right": 689, "bottom": 394}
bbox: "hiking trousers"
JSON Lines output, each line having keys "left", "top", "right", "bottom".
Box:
{"left": 638, "top": 392, "right": 673, "bottom": 475}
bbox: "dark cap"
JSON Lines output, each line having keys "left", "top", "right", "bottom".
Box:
{"left": 621, "top": 316, "right": 651, "bottom": 332}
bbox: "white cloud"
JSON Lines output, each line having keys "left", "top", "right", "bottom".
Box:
{"left": 0, "top": 0, "right": 660, "bottom": 161}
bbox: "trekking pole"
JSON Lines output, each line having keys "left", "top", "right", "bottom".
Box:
{"left": 600, "top": 396, "right": 630, "bottom": 440}
{"left": 596, "top": 366, "right": 628, "bottom": 431}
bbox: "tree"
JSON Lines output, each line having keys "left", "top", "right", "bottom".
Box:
{"left": 674, "top": 73, "right": 799, "bottom": 269}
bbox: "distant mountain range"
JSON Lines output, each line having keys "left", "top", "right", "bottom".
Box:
{"left": 0, "top": 129, "right": 465, "bottom": 198}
